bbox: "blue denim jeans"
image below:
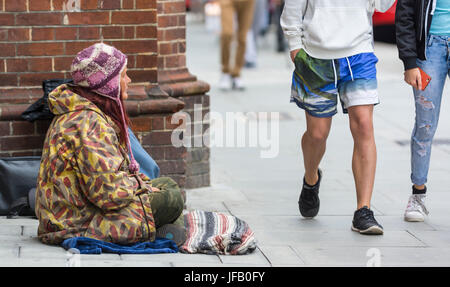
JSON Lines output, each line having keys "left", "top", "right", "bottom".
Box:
{"left": 411, "top": 35, "right": 450, "bottom": 186}
{"left": 128, "top": 128, "right": 160, "bottom": 179}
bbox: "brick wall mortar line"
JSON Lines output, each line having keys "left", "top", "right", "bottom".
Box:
{"left": 0, "top": 24, "right": 157, "bottom": 29}
{"left": 0, "top": 38, "right": 157, "bottom": 44}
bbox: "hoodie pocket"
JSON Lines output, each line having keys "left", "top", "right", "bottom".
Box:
{"left": 305, "top": 7, "right": 371, "bottom": 51}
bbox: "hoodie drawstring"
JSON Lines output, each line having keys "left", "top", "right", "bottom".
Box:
{"left": 346, "top": 57, "right": 354, "bottom": 82}
{"left": 332, "top": 57, "right": 354, "bottom": 89}
{"left": 331, "top": 60, "right": 338, "bottom": 89}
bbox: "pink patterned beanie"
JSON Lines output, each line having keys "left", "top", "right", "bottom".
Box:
{"left": 71, "top": 43, "right": 139, "bottom": 174}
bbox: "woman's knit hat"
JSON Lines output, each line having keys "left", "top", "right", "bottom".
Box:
{"left": 70, "top": 43, "right": 139, "bottom": 173}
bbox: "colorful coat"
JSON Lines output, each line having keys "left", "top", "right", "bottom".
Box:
{"left": 36, "top": 84, "right": 156, "bottom": 245}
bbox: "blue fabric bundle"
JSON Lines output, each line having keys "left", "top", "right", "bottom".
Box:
{"left": 62, "top": 237, "right": 178, "bottom": 255}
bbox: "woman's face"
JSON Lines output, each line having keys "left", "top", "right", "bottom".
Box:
{"left": 120, "top": 67, "right": 131, "bottom": 100}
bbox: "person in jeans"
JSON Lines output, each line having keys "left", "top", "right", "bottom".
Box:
{"left": 281, "top": 0, "right": 395, "bottom": 234}
{"left": 218, "top": 0, "right": 255, "bottom": 90}
{"left": 396, "top": 0, "right": 449, "bottom": 222}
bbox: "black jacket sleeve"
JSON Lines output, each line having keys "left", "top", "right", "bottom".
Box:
{"left": 395, "top": 0, "right": 418, "bottom": 70}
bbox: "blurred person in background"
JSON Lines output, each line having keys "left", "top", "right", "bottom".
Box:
{"left": 244, "top": 0, "right": 270, "bottom": 68}
{"left": 219, "top": 0, "right": 256, "bottom": 90}
{"left": 273, "top": 0, "right": 286, "bottom": 52}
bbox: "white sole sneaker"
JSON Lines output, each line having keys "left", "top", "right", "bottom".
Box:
{"left": 218, "top": 74, "right": 232, "bottom": 90}
{"left": 404, "top": 212, "right": 425, "bottom": 222}
{"left": 351, "top": 224, "right": 384, "bottom": 235}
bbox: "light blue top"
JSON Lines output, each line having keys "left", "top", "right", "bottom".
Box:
{"left": 430, "top": 0, "right": 450, "bottom": 36}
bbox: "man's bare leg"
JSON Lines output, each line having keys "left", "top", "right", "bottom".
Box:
{"left": 348, "top": 105, "right": 377, "bottom": 209}
{"left": 302, "top": 112, "right": 332, "bottom": 185}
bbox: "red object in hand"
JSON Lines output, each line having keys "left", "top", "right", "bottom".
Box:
{"left": 419, "top": 67, "right": 431, "bottom": 91}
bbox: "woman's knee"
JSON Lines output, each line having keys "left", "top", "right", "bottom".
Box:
{"left": 164, "top": 188, "right": 184, "bottom": 223}
{"left": 150, "top": 176, "right": 178, "bottom": 191}
{"left": 151, "top": 177, "right": 184, "bottom": 209}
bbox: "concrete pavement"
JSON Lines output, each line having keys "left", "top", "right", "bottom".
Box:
{"left": 1, "top": 15, "right": 450, "bottom": 267}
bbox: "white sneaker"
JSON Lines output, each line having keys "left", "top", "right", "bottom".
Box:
{"left": 218, "top": 73, "right": 232, "bottom": 90}
{"left": 404, "top": 194, "right": 429, "bottom": 222}
{"left": 232, "top": 77, "right": 245, "bottom": 90}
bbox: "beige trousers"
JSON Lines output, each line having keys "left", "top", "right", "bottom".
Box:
{"left": 220, "top": 0, "right": 255, "bottom": 77}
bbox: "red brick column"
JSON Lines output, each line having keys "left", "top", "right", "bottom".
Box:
{"left": 156, "top": 0, "right": 211, "bottom": 188}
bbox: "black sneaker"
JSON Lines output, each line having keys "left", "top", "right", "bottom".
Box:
{"left": 298, "top": 169, "right": 322, "bottom": 218}
{"left": 351, "top": 206, "right": 384, "bottom": 235}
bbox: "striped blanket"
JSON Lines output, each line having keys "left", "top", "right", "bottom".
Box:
{"left": 180, "top": 210, "right": 257, "bottom": 255}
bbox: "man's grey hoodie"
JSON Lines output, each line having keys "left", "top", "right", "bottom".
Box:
{"left": 281, "top": 0, "right": 396, "bottom": 59}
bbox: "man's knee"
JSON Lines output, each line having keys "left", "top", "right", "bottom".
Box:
{"left": 305, "top": 128, "right": 329, "bottom": 143}
{"left": 350, "top": 116, "right": 374, "bottom": 139}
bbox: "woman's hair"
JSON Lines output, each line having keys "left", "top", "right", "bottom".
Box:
{"left": 71, "top": 86, "right": 131, "bottom": 144}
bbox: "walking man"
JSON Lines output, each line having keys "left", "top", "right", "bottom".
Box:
{"left": 218, "top": 0, "right": 256, "bottom": 90}
{"left": 281, "top": 0, "right": 395, "bottom": 234}
{"left": 396, "top": 0, "right": 449, "bottom": 222}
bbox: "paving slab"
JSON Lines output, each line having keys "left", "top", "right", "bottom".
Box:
{"left": 185, "top": 200, "right": 231, "bottom": 213}
{"left": 1, "top": 258, "right": 67, "bottom": 267}
{"left": 257, "top": 245, "right": 305, "bottom": 266}
{"left": 186, "top": 184, "right": 249, "bottom": 202}
{"left": 424, "top": 216, "right": 450, "bottom": 231}
{"left": 0, "top": 244, "right": 19, "bottom": 260}
{"left": 19, "top": 240, "right": 68, "bottom": 259}
{"left": 406, "top": 230, "right": 450, "bottom": 248}
{"left": 172, "top": 262, "right": 229, "bottom": 267}
{"left": 239, "top": 215, "right": 435, "bottom": 233}
{"left": 121, "top": 253, "right": 221, "bottom": 264}
{"left": 293, "top": 246, "right": 450, "bottom": 267}
{"left": 224, "top": 198, "right": 380, "bottom": 217}
{"left": 254, "top": 230, "right": 425, "bottom": 248}
{"left": 218, "top": 248, "right": 271, "bottom": 266}
{"left": 0, "top": 217, "right": 38, "bottom": 225}
{"left": 0, "top": 224, "right": 22, "bottom": 236}
{"left": 79, "top": 260, "right": 171, "bottom": 267}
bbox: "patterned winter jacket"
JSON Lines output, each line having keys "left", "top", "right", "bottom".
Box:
{"left": 36, "top": 84, "right": 156, "bottom": 245}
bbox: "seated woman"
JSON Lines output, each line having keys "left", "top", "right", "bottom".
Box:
{"left": 35, "top": 43, "right": 185, "bottom": 246}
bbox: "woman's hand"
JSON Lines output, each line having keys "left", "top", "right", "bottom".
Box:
{"left": 151, "top": 186, "right": 160, "bottom": 192}
{"left": 404, "top": 68, "right": 422, "bottom": 90}
{"left": 290, "top": 49, "right": 300, "bottom": 62}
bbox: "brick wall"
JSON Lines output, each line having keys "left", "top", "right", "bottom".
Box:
{"left": 0, "top": 0, "right": 158, "bottom": 89}
{"left": 156, "top": 0, "right": 211, "bottom": 188}
{"left": 179, "top": 94, "right": 210, "bottom": 188}
{"left": 160, "top": 78, "right": 211, "bottom": 189}
{"left": 132, "top": 113, "right": 188, "bottom": 187}
{"left": 0, "top": 119, "right": 50, "bottom": 157}
{"left": 157, "top": 0, "right": 186, "bottom": 72}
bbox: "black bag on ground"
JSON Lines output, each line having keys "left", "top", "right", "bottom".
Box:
{"left": 21, "top": 79, "right": 73, "bottom": 122}
{"left": 0, "top": 157, "right": 41, "bottom": 218}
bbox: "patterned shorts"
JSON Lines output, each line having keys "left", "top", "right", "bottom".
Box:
{"left": 291, "top": 49, "right": 379, "bottom": 118}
